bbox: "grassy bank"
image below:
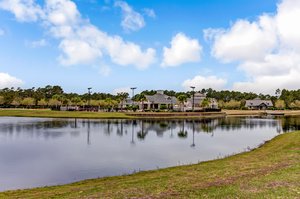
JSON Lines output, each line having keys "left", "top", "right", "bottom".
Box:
{"left": 225, "top": 109, "right": 300, "bottom": 117}
{"left": 0, "top": 109, "right": 133, "bottom": 119}
{"left": 1, "top": 132, "right": 299, "bottom": 198}
{"left": 0, "top": 109, "right": 226, "bottom": 119}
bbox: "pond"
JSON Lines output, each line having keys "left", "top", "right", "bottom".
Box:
{"left": 0, "top": 116, "right": 299, "bottom": 191}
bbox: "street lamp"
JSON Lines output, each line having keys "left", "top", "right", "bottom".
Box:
{"left": 88, "top": 87, "right": 92, "bottom": 108}
{"left": 130, "top": 87, "right": 137, "bottom": 106}
{"left": 190, "top": 86, "right": 195, "bottom": 111}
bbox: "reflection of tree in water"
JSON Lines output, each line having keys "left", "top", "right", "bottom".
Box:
{"left": 116, "top": 120, "right": 124, "bottom": 136}
{"left": 3, "top": 117, "right": 300, "bottom": 144}
{"left": 280, "top": 116, "right": 300, "bottom": 132}
{"left": 141, "top": 120, "right": 170, "bottom": 137}
{"left": 0, "top": 119, "right": 71, "bottom": 138}
{"left": 137, "top": 120, "right": 147, "bottom": 140}
{"left": 177, "top": 120, "right": 188, "bottom": 139}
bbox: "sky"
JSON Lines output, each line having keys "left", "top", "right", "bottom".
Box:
{"left": 0, "top": 0, "right": 299, "bottom": 95}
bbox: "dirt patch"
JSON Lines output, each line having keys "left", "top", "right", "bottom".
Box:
{"left": 266, "top": 181, "right": 291, "bottom": 188}
{"left": 192, "top": 162, "right": 291, "bottom": 189}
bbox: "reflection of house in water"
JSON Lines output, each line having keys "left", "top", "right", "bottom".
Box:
{"left": 143, "top": 121, "right": 171, "bottom": 137}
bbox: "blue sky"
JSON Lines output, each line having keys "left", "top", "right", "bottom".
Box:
{"left": 1, "top": 0, "right": 299, "bottom": 94}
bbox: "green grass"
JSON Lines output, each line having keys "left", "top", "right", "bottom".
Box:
{"left": 0, "top": 109, "right": 226, "bottom": 119}
{"left": 0, "top": 109, "right": 133, "bottom": 119}
{"left": 1, "top": 132, "right": 299, "bottom": 198}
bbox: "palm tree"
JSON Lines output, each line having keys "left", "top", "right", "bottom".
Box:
{"left": 117, "top": 92, "right": 129, "bottom": 111}
{"left": 136, "top": 94, "right": 147, "bottom": 111}
{"left": 177, "top": 94, "right": 187, "bottom": 112}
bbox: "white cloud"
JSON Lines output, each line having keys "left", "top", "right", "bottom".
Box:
{"left": 112, "top": 87, "right": 131, "bottom": 95}
{"left": 206, "top": 0, "right": 300, "bottom": 94}
{"left": 143, "top": 8, "right": 156, "bottom": 18}
{"left": 0, "top": 73, "right": 23, "bottom": 88}
{"left": 27, "top": 39, "right": 48, "bottom": 48}
{"left": 0, "top": 0, "right": 43, "bottom": 22}
{"left": 207, "top": 16, "right": 277, "bottom": 63}
{"left": 182, "top": 75, "right": 227, "bottom": 91}
{"left": 233, "top": 70, "right": 300, "bottom": 94}
{"left": 162, "top": 33, "right": 203, "bottom": 67}
{"left": 0, "top": 28, "right": 4, "bottom": 36}
{"left": 58, "top": 39, "right": 102, "bottom": 65}
{"left": 45, "top": 0, "right": 80, "bottom": 26}
{"left": 115, "top": 1, "right": 145, "bottom": 32}
{"left": 0, "top": 0, "right": 156, "bottom": 70}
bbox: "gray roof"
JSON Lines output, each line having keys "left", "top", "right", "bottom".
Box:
{"left": 145, "top": 93, "right": 177, "bottom": 104}
{"left": 245, "top": 99, "right": 273, "bottom": 107}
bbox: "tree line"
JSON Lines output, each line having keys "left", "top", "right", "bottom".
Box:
{"left": 0, "top": 85, "right": 300, "bottom": 110}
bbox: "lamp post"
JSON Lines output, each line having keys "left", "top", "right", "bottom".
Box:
{"left": 88, "top": 87, "right": 92, "bottom": 109}
{"left": 190, "top": 86, "right": 195, "bottom": 111}
{"left": 130, "top": 87, "right": 137, "bottom": 106}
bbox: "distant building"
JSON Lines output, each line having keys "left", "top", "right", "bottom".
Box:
{"left": 245, "top": 98, "right": 273, "bottom": 110}
{"left": 185, "top": 93, "right": 206, "bottom": 110}
{"left": 143, "top": 90, "right": 177, "bottom": 110}
{"left": 185, "top": 93, "right": 218, "bottom": 110}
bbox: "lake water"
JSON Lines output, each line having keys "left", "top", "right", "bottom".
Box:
{"left": 0, "top": 116, "right": 299, "bottom": 191}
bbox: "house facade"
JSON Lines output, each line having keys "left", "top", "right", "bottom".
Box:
{"left": 142, "top": 90, "right": 178, "bottom": 110}
{"left": 245, "top": 98, "right": 273, "bottom": 110}
{"left": 185, "top": 93, "right": 218, "bottom": 110}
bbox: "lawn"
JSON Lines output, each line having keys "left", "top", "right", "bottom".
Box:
{"left": 0, "top": 109, "right": 133, "bottom": 119}
{"left": 1, "top": 132, "right": 299, "bottom": 198}
{"left": 0, "top": 109, "right": 226, "bottom": 119}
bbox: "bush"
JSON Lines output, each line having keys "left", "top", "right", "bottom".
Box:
{"left": 275, "top": 100, "right": 285, "bottom": 110}
{"left": 160, "top": 104, "right": 167, "bottom": 110}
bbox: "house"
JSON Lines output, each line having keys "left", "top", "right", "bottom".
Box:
{"left": 185, "top": 93, "right": 206, "bottom": 110}
{"left": 143, "top": 90, "right": 177, "bottom": 110}
{"left": 185, "top": 93, "right": 218, "bottom": 110}
{"left": 245, "top": 98, "right": 273, "bottom": 110}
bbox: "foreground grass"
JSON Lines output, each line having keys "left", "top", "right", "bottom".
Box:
{"left": 0, "top": 109, "right": 133, "bottom": 119}
{"left": 1, "top": 132, "right": 299, "bottom": 198}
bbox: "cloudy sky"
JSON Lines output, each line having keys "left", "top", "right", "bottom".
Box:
{"left": 0, "top": 0, "right": 299, "bottom": 94}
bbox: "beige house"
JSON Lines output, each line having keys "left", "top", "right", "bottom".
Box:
{"left": 185, "top": 93, "right": 218, "bottom": 111}
{"left": 142, "top": 90, "right": 177, "bottom": 110}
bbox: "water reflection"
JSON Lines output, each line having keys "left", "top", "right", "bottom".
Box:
{"left": 0, "top": 117, "right": 298, "bottom": 145}
{"left": 0, "top": 116, "right": 299, "bottom": 191}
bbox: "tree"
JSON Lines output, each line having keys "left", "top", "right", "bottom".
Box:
{"left": 0, "top": 96, "right": 4, "bottom": 105}
{"left": 136, "top": 94, "right": 147, "bottom": 111}
{"left": 224, "top": 100, "right": 241, "bottom": 109}
{"left": 21, "top": 97, "right": 35, "bottom": 108}
{"left": 275, "top": 88, "right": 281, "bottom": 99}
{"left": 275, "top": 100, "right": 286, "bottom": 110}
{"left": 117, "top": 92, "right": 129, "bottom": 111}
{"left": 11, "top": 97, "right": 22, "bottom": 107}
{"left": 177, "top": 94, "right": 187, "bottom": 112}
{"left": 71, "top": 97, "right": 81, "bottom": 106}
{"left": 38, "top": 99, "right": 48, "bottom": 108}
{"left": 48, "top": 98, "right": 62, "bottom": 109}
{"left": 289, "top": 100, "right": 300, "bottom": 110}
{"left": 201, "top": 98, "right": 210, "bottom": 108}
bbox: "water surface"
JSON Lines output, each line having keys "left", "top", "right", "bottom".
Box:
{"left": 0, "top": 116, "right": 298, "bottom": 191}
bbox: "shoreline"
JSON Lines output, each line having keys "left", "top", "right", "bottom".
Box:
{"left": 1, "top": 131, "right": 299, "bottom": 198}
{"left": 1, "top": 109, "right": 300, "bottom": 120}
